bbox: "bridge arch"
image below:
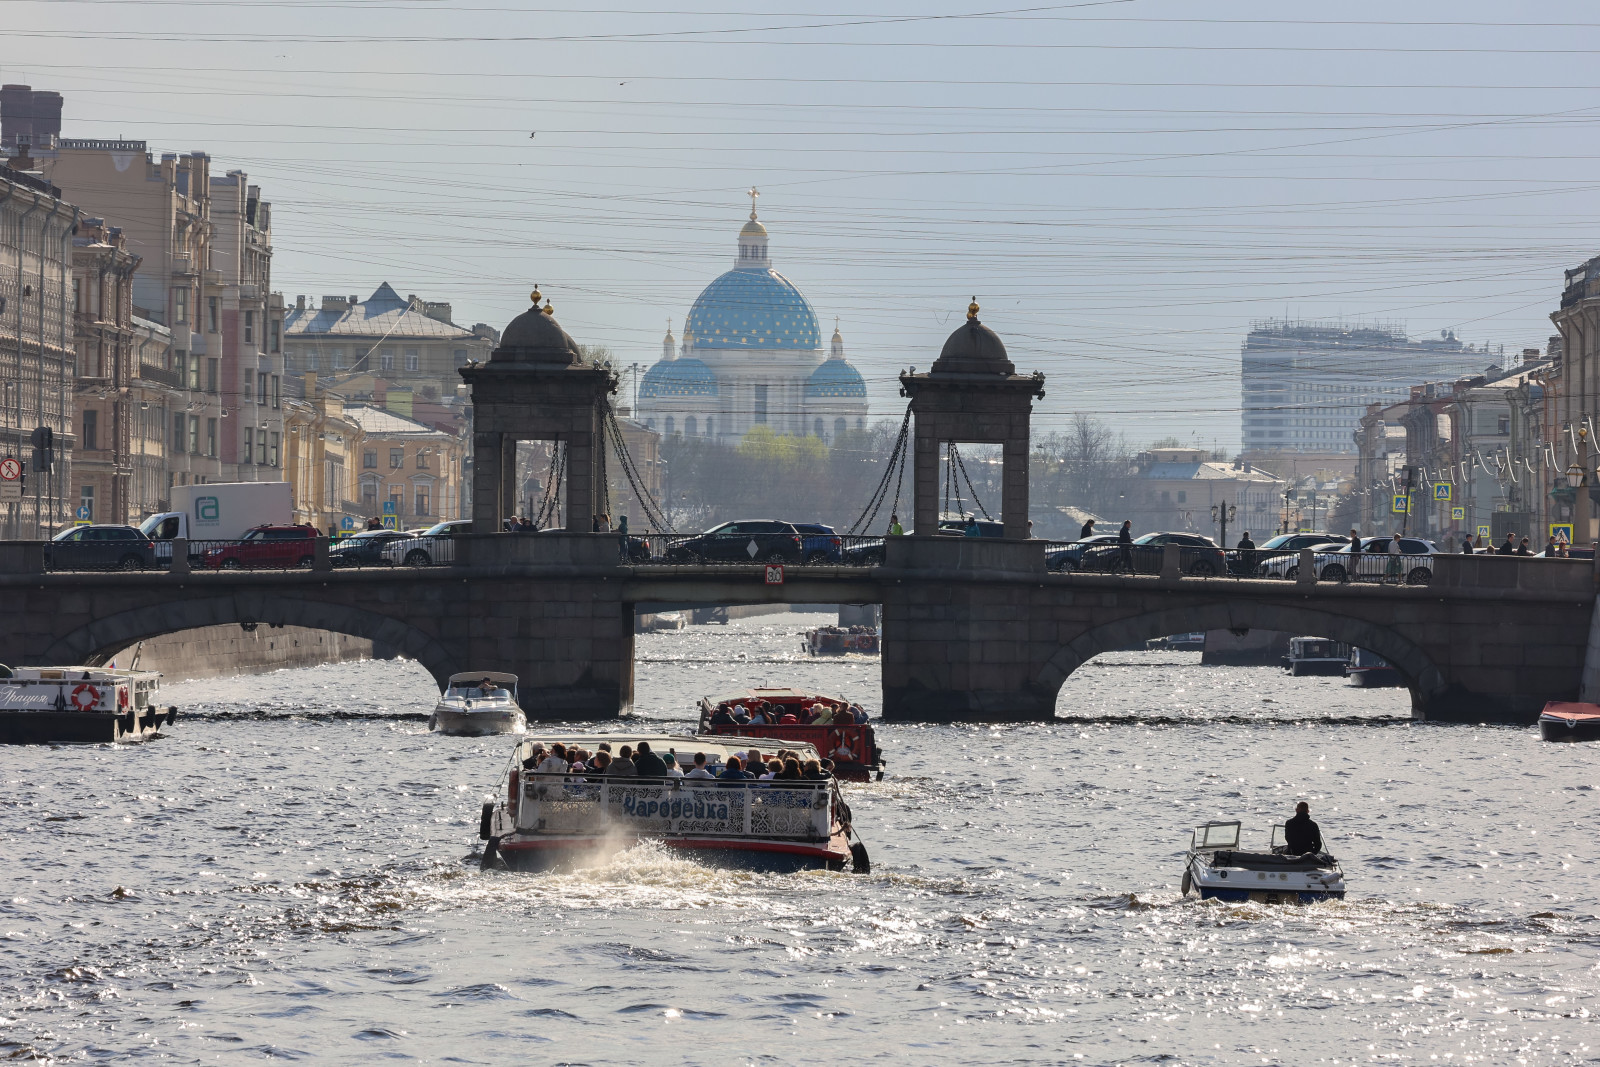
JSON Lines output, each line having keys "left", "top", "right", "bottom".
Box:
{"left": 40, "top": 593, "right": 457, "bottom": 689}
{"left": 1034, "top": 600, "right": 1445, "bottom": 711}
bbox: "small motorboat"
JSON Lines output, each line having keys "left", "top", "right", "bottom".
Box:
{"left": 1145, "top": 632, "right": 1204, "bottom": 652}
{"left": 477, "top": 732, "right": 869, "bottom": 873}
{"left": 0, "top": 665, "right": 175, "bottom": 744}
{"left": 1538, "top": 702, "right": 1600, "bottom": 742}
{"left": 1285, "top": 636, "right": 1352, "bottom": 676}
{"left": 698, "top": 687, "right": 884, "bottom": 780}
{"left": 1180, "top": 820, "right": 1345, "bottom": 904}
{"left": 804, "top": 625, "right": 880, "bottom": 656}
{"left": 431, "top": 672, "right": 526, "bottom": 736}
{"left": 1345, "top": 646, "right": 1403, "bottom": 687}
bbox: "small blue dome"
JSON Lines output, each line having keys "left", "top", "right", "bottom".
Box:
{"left": 639, "top": 357, "right": 719, "bottom": 399}
{"left": 805, "top": 359, "right": 866, "bottom": 398}
{"left": 685, "top": 267, "right": 820, "bottom": 352}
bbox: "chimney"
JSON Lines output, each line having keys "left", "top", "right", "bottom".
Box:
{"left": 295, "top": 295, "right": 305, "bottom": 311}
{"left": 371, "top": 378, "right": 387, "bottom": 406}
{"left": 303, "top": 372, "right": 318, "bottom": 398}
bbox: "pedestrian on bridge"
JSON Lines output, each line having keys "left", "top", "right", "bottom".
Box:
{"left": 1079, "top": 518, "right": 1096, "bottom": 540}
{"left": 1117, "top": 519, "right": 1134, "bottom": 573}
{"left": 1347, "top": 528, "right": 1361, "bottom": 554}
{"left": 1497, "top": 533, "right": 1516, "bottom": 555}
{"left": 1461, "top": 534, "right": 1474, "bottom": 555}
{"left": 888, "top": 513, "right": 904, "bottom": 536}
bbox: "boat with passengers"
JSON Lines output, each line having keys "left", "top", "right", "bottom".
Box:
{"left": 698, "top": 688, "right": 884, "bottom": 780}
{"left": 0, "top": 665, "right": 175, "bottom": 744}
{"left": 1181, "top": 819, "right": 1345, "bottom": 904}
{"left": 431, "top": 672, "right": 526, "bottom": 736}
{"left": 477, "top": 733, "right": 869, "bottom": 873}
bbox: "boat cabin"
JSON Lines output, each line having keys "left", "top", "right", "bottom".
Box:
{"left": 443, "top": 671, "right": 519, "bottom": 703}
{"left": 0, "top": 666, "right": 162, "bottom": 713}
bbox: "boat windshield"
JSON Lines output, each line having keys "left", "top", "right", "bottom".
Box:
{"left": 1192, "top": 821, "right": 1241, "bottom": 850}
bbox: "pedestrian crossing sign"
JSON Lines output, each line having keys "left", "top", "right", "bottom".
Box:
{"left": 1392, "top": 493, "right": 1410, "bottom": 513}
{"left": 1452, "top": 507, "right": 1464, "bottom": 520}
{"left": 1433, "top": 482, "right": 1451, "bottom": 501}
{"left": 1476, "top": 525, "right": 1490, "bottom": 540}
{"left": 1551, "top": 523, "right": 1574, "bottom": 545}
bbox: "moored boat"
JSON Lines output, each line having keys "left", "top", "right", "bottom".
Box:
{"left": 804, "top": 625, "right": 880, "bottom": 656}
{"left": 1180, "top": 820, "right": 1345, "bottom": 904}
{"left": 1285, "top": 636, "right": 1352, "bottom": 676}
{"left": 477, "top": 733, "right": 869, "bottom": 873}
{"left": 1145, "top": 632, "right": 1205, "bottom": 652}
{"left": 0, "top": 665, "right": 175, "bottom": 744}
{"left": 1538, "top": 701, "right": 1600, "bottom": 742}
{"left": 1346, "top": 647, "right": 1403, "bottom": 687}
{"left": 431, "top": 672, "right": 526, "bottom": 736}
{"left": 698, "top": 688, "right": 884, "bottom": 780}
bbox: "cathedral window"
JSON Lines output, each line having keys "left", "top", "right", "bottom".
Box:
{"left": 814, "top": 418, "right": 824, "bottom": 438}
{"left": 685, "top": 416, "right": 697, "bottom": 436}
{"left": 834, "top": 417, "right": 847, "bottom": 439}
{"left": 704, "top": 417, "right": 713, "bottom": 437}
{"left": 666, "top": 416, "right": 675, "bottom": 435}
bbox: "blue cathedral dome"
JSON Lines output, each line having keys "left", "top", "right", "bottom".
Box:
{"left": 684, "top": 268, "right": 821, "bottom": 352}
{"left": 639, "top": 356, "right": 719, "bottom": 399}
{"left": 804, "top": 358, "right": 866, "bottom": 398}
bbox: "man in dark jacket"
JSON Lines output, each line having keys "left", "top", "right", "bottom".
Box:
{"left": 1117, "top": 519, "right": 1134, "bottom": 573}
{"left": 1079, "top": 518, "right": 1095, "bottom": 540}
{"left": 1497, "top": 533, "right": 1517, "bottom": 555}
{"left": 631, "top": 740, "right": 668, "bottom": 778}
{"left": 1461, "top": 535, "right": 1474, "bottom": 555}
{"left": 1283, "top": 801, "right": 1323, "bottom": 855}
{"left": 1347, "top": 529, "right": 1361, "bottom": 554}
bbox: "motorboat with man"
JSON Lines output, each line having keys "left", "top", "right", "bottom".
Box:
{"left": 477, "top": 732, "right": 869, "bottom": 873}
{"left": 431, "top": 672, "right": 526, "bottom": 736}
{"left": 699, "top": 687, "right": 884, "bottom": 780}
{"left": 0, "top": 665, "right": 175, "bottom": 744}
{"left": 1180, "top": 817, "right": 1345, "bottom": 904}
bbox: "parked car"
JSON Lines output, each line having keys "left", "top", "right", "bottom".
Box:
{"left": 44, "top": 524, "right": 157, "bottom": 571}
{"left": 1256, "top": 538, "right": 1353, "bottom": 579}
{"left": 663, "top": 520, "right": 804, "bottom": 563}
{"left": 1079, "top": 531, "right": 1228, "bottom": 576}
{"left": 790, "top": 522, "right": 844, "bottom": 564}
{"left": 384, "top": 519, "right": 474, "bottom": 566}
{"left": 201, "top": 524, "right": 320, "bottom": 569}
{"left": 841, "top": 536, "right": 885, "bottom": 566}
{"left": 937, "top": 518, "right": 1005, "bottom": 538}
{"left": 328, "top": 529, "right": 410, "bottom": 567}
{"left": 1243, "top": 532, "right": 1348, "bottom": 576}
{"left": 1309, "top": 536, "right": 1438, "bottom": 584}
{"left": 1045, "top": 533, "right": 1121, "bottom": 572}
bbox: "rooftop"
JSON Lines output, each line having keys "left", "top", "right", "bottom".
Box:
{"left": 284, "top": 282, "right": 475, "bottom": 340}
{"left": 343, "top": 403, "right": 455, "bottom": 440}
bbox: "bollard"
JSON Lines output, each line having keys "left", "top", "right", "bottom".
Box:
{"left": 170, "top": 537, "right": 190, "bottom": 575}
{"left": 1160, "top": 542, "right": 1181, "bottom": 580}
{"left": 313, "top": 536, "right": 332, "bottom": 572}
{"left": 1296, "top": 548, "right": 1316, "bottom": 587}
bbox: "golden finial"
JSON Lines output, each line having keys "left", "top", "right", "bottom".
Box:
{"left": 542, "top": 300, "right": 554, "bottom": 316}
{"left": 748, "top": 186, "right": 760, "bottom": 221}
{"left": 530, "top": 287, "right": 542, "bottom": 305}
{"left": 967, "top": 296, "right": 979, "bottom": 321}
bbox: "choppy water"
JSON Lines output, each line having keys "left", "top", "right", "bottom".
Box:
{"left": 2, "top": 610, "right": 1595, "bottom": 1065}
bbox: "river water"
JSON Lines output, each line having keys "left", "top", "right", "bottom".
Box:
{"left": 2, "top": 610, "right": 1594, "bottom": 1064}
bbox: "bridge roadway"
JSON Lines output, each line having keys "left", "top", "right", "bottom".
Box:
{"left": 0, "top": 535, "right": 1590, "bottom": 723}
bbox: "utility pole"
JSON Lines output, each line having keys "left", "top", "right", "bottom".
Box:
{"left": 1400, "top": 466, "right": 1415, "bottom": 537}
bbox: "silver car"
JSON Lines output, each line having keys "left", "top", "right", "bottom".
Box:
{"left": 382, "top": 519, "right": 473, "bottom": 566}
{"left": 1309, "top": 536, "right": 1438, "bottom": 584}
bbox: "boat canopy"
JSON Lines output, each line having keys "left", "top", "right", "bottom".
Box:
{"left": 447, "top": 671, "right": 519, "bottom": 688}
{"left": 1191, "top": 821, "right": 1241, "bottom": 851}
{"left": 512, "top": 732, "right": 820, "bottom": 765}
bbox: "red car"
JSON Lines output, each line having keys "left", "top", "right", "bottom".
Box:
{"left": 201, "top": 524, "right": 320, "bottom": 569}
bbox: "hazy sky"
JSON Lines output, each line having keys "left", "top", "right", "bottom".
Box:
{"left": 7, "top": 0, "right": 1599, "bottom": 449}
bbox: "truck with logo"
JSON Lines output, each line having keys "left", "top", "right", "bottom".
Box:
{"left": 138, "top": 481, "right": 295, "bottom": 564}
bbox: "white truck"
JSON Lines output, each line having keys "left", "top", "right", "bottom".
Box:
{"left": 138, "top": 481, "right": 295, "bottom": 563}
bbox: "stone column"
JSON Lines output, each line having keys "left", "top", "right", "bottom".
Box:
{"left": 566, "top": 430, "right": 594, "bottom": 532}
{"left": 499, "top": 434, "right": 517, "bottom": 523}
{"left": 1001, "top": 433, "right": 1030, "bottom": 539}
{"left": 472, "top": 430, "right": 503, "bottom": 533}
{"left": 913, "top": 433, "right": 940, "bottom": 535}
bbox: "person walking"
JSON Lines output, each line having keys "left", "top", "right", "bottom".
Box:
{"left": 1497, "top": 532, "right": 1516, "bottom": 555}
{"left": 888, "top": 513, "right": 904, "bottom": 536}
{"left": 963, "top": 515, "right": 981, "bottom": 538}
{"left": 1079, "top": 518, "right": 1096, "bottom": 541}
{"left": 1385, "top": 531, "right": 1403, "bottom": 582}
{"left": 1517, "top": 536, "right": 1533, "bottom": 556}
{"left": 1117, "top": 519, "right": 1134, "bottom": 574}
{"left": 1347, "top": 528, "right": 1361, "bottom": 554}
{"left": 1460, "top": 534, "right": 1474, "bottom": 555}
{"left": 1235, "top": 530, "right": 1255, "bottom": 576}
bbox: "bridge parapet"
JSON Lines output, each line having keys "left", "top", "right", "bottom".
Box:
{"left": 882, "top": 535, "right": 1044, "bottom": 577}
{"left": 1431, "top": 552, "right": 1596, "bottom": 599}
{"left": 457, "top": 532, "right": 624, "bottom": 571}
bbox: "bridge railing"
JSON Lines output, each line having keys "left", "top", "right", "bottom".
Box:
{"left": 1041, "top": 541, "right": 1441, "bottom": 586}
{"left": 623, "top": 533, "right": 887, "bottom": 567}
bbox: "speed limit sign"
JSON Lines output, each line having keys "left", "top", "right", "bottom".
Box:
{"left": 0, "top": 457, "right": 20, "bottom": 481}
{"left": 764, "top": 564, "right": 784, "bottom": 585}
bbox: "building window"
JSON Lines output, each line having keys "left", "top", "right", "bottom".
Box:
{"left": 79, "top": 485, "right": 93, "bottom": 520}
{"left": 174, "top": 288, "right": 188, "bottom": 325}
{"left": 258, "top": 431, "right": 267, "bottom": 465}
{"left": 206, "top": 418, "right": 218, "bottom": 457}
{"left": 753, "top": 385, "right": 768, "bottom": 424}
{"left": 665, "top": 415, "right": 675, "bottom": 435}
{"left": 453, "top": 348, "right": 468, "bottom": 368}
{"left": 856, "top": 417, "right": 864, "bottom": 431}
{"left": 834, "top": 417, "right": 846, "bottom": 439}
{"left": 172, "top": 413, "right": 185, "bottom": 452}
{"left": 1177, "top": 490, "right": 1187, "bottom": 503}
{"left": 1498, "top": 415, "right": 1510, "bottom": 435}
{"left": 207, "top": 358, "right": 219, "bottom": 394}
{"left": 331, "top": 347, "right": 345, "bottom": 370}
{"left": 243, "top": 310, "right": 254, "bottom": 344}
{"left": 188, "top": 353, "right": 201, "bottom": 391}
{"left": 379, "top": 348, "right": 394, "bottom": 371}
{"left": 390, "top": 448, "right": 403, "bottom": 469}
{"left": 646, "top": 419, "right": 655, "bottom": 430}
{"left": 814, "top": 418, "right": 824, "bottom": 437}
{"left": 361, "top": 481, "right": 377, "bottom": 507}
{"left": 416, "top": 450, "right": 429, "bottom": 470}
{"left": 364, "top": 450, "right": 377, "bottom": 469}
{"left": 306, "top": 349, "right": 319, "bottom": 371}
{"left": 207, "top": 296, "right": 219, "bottom": 333}
{"left": 174, "top": 349, "right": 188, "bottom": 387}
{"left": 268, "top": 319, "right": 280, "bottom": 353}
{"left": 270, "top": 376, "right": 280, "bottom": 410}
{"left": 404, "top": 347, "right": 419, "bottom": 372}
{"left": 414, "top": 487, "right": 430, "bottom": 516}
{"left": 243, "top": 427, "right": 254, "bottom": 464}
{"left": 389, "top": 487, "right": 404, "bottom": 515}
{"left": 704, "top": 417, "right": 713, "bottom": 437}
{"left": 82, "top": 409, "right": 98, "bottom": 451}
{"left": 269, "top": 431, "right": 280, "bottom": 467}
{"left": 684, "top": 415, "right": 697, "bottom": 436}
{"left": 72, "top": 278, "right": 81, "bottom": 313}
{"left": 189, "top": 418, "right": 200, "bottom": 455}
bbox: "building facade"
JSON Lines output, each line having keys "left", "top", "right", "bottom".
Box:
{"left": 282, "top": 377, "right": 363, "bottom": 533}
{"left": 1127, "top": 447, "right": 1285, "bottom": 540}
{"left": 69, "top": 217, "right": 141, "bottom": 524}
{"left": 345, "top": 402, "right": 465, "bottom": 529}
{"left": 637, "top": 205, "right": 868, "bottom": 443}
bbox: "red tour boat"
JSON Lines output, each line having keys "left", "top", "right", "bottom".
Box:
{"left": 1539, "top": 702, "right": 1600, "bottom": 742}
{"left": 699, "top": 688, "right": 885, "bottom": 780}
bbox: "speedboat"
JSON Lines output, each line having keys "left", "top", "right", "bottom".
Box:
{"left": 431, "top": 672, "right": 526, "bottom": 736}
{"left": 477, "top": 732, "right": 869, "bottom": 873}
{"left": 1180, "top": 820, "right": 1345, "bottom": 904}
{"left": 698, "top": 687, "right": 884, "bottom": 780}
{"left": 1346, "top": 646, "right": 1403, "bottom": 687}
{"left": 0, "top": 665, "right": 174, "bottom": 744}
{"left": 804, "top": 625, "right": 880, "bottom": 656}
{"left": 1285, "top": 636, "right": 1352, "bottom": 676}
{"left": 1539, "top": 701, "right": 1600, "bottom": 742}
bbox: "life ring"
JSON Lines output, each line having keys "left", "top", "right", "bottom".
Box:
{"left": 69, "top": 683, "right": 100, "bottom": 711}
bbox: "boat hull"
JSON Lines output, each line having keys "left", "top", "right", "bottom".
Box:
{"left": 1347, "top": 668, "right": 1403, "bottom": 687}
{"left": 0, "top": 706, "right": 175, "bottom": 745}
{"left": 494, "top": 832, "right": 850, "bottom": 873}
{"left": 431, "top": 707, "right": 526, "bottom": 736}
{"left": 1196, "top": 886, "right": 1345, "bottom": 904}
{"left": 1289, "top": 660, "right": 1347, "bottom": 676}
{"left": 1539, "top": 703, "right": 1600, "bottom": 742}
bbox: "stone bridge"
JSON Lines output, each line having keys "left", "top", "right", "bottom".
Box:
{"left": 0, "top": 535, "right": 1590, "bottom": 724}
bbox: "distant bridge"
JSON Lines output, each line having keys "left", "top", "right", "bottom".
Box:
{"left": 0, "top": 535, "right": 1588, "bottom": 723}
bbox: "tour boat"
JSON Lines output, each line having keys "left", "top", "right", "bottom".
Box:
{"left": 1180, "top": 820, "right": 1345, "bottom": 904}
{"left": 803, "top": 625, "right": 880, "bottom": 656}
{"left": 698, "top": 688, "right": 885, "bottom": 780}
{"left": 1285, "top": 636, "right": 1352, "bottom": 676}
{"left": 477, "top": 733, "right": 869, "bottom": 874}
{"left": 1345, "top": 647, "right": 1403, "bottom": 687}
{"left": 431, "top": 672, "right": 526, "bottom": 736}
{"left": 0, "top": 665, "right": 175, "bottom": 744}
{"left": 1538, "top": 701, "right": 1600, "bottom": 742}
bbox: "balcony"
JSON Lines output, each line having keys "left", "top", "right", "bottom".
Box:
{"left": 170, "top": 252, "right": 196, "bottom": 277}
{"left": 138, "top": 364, "right": 181, "bottom": 389}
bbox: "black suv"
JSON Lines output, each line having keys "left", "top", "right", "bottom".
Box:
{"left": 664, "top": 520, "right": 804, "bottom": 563}
{"left": 45, "top": 524, "right": 157, "bottom": 571}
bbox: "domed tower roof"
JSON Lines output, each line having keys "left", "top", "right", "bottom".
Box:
{"left": 931, "top": 298, "right": 1013, "bottom": 375}
{"left": 805, "top": 359, "right": 866, "bottom": 399}
{"left": 685, "top": 196, "right": 820, "bottom": 352}
{"left": 491, "top": 288, "right": 583, "bottom": 365}
{"left": 640, "top": 356, "right": 719, "bottom": 399}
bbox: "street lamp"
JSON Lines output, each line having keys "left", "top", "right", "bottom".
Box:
{"left": 1567, "top": 461, "right": 1585, "bottom": 490}
{"left": 1210, "top": 500, "right": 1237, "bottom": 549}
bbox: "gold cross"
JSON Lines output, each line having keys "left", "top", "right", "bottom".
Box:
{"left": 748, "top": 186, "right": 759, "bottom": 220}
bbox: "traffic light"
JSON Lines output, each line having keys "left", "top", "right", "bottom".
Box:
{"left": 29, "top": 426, "right": 52, "bottom": 472}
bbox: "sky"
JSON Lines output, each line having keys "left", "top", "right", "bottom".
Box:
{"left": 6, "top": 0, "right": 1600, "bottom": 450}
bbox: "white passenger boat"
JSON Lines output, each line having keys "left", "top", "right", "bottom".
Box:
{"left": 430, "top": 672, "right": 526, "bottom": 736}
{"left": 0, "top": 665, "right": 174, "bottom": 744}
{"left": 1285, "top": 636, "right": 1352, "bottom": 676}
{"left": 1180, "top": 820, "right": 1345, "bottom": 904}
{"left": 477, "top": 732, "right": 868, "bottom": 873}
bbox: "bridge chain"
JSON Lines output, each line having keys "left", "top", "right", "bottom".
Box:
{"left": 846, "top": 404, "right": 912, "bottom": 535}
